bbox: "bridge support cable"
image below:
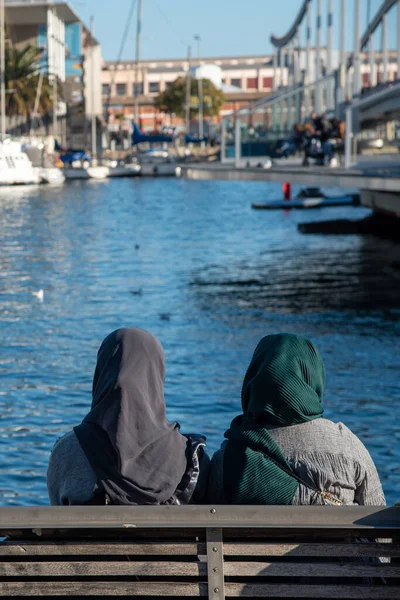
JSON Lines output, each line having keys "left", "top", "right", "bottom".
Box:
{"left": 397, "top": 1, "right": 400, "bottom": 80}
{"left": 327, "top": 0, "right": 334, "bottom": 112}
{"left": 369, "top": 35, "right": 375, "bottom": 88}
{"left": 382, "top": 11, "right": 388, "bottom": 83}
{"left": 315, "top": 0, "right": 322, "bottom": 113}
{"left": 353, "top": 0, "right": 361, "bottom": 97}
{"left": 304, "top": 0, "right": 311, "bottom": 115}
{"left": 337, "top": 0, "right": 346, "bottom": 109}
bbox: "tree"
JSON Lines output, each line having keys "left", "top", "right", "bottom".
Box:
{"left": 154, "top": 76, "right": 225, "bottom": 119}
{"left": 5, "top": 44, "right": 58, "bottom": 131}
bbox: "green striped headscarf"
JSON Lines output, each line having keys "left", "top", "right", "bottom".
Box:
{"left": 223, "top": 334, "right": 325, "bottom": 505}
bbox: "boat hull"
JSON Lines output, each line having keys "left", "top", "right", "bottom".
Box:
{"left": 252, "top": 195, "right": 360, "bottom": 210}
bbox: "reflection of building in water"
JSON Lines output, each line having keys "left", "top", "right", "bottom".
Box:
{"left": 102, "top": 49, "right": 399, "bottom": 129}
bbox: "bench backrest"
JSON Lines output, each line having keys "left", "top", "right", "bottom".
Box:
{"left": 0, "top": 505, "right": 398, "bottom": 598}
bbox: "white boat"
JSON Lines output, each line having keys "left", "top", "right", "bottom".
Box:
{"left": 0, "top": 140, "right": 40, "bottom": 186}
{"left": 137, "top": 150, "right": 179, "bottom": 177}
{"left": 103, "top": 160, "right": 141, "bottom": 178}
{"left": 63, "top": 166, "right": 109, "bottom": 181}
{"left": 36, "top": 167, "right": 65, "bottom": 185}
{"left": 63, "top": 162, "right": 141, "bottom": 181}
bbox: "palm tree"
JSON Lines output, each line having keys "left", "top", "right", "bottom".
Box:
{"left": 5, "top": 44, "right": 59, "bottom": 132}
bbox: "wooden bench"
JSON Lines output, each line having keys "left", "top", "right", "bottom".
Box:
{"left": 0, "top": 505, "right": 398, "bottom": 598}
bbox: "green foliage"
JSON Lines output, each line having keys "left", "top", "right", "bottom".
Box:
{"left": 5, "top": 44, "right": 59, "bottom": 122}
{"left": 154, "top": 76, "right": 225, "bottom": 118}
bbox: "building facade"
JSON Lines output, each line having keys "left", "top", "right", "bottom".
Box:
{"left": 102, "top": 54, "right": 276, "bottom": 130}
{"left": 5, "top": 0, "right": 102, "bottom": 146}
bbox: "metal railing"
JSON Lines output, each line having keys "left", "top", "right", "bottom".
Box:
{"left": 344, "top": 79, "right": 400, "bottom": 167}
{"left": 222, "top": 72, "right": 338, "bottom": 166}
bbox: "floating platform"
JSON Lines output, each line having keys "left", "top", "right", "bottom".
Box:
{"left": 252, "top": 194, "right": 360, "bottom": 210}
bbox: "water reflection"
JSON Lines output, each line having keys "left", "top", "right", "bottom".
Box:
{"left": 191, "top": 235, "right": 400, "bottom": 314}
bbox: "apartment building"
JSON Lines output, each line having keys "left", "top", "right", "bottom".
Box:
{"left": 5, "top": 0, "right": 102, "bottom": 145}
{"left": 102, "top": 48, "right": 399, "bottom": 130}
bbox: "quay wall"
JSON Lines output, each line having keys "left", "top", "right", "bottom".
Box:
{"left": 181, "top": 165, "right": 400, "bottom": 217}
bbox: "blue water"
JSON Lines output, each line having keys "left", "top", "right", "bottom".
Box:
{"left": 0, "top": 178, "right": 399, "bottom": 506}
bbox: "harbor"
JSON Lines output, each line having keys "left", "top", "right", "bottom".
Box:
{"left": 0, "top": 0, "right": 399, "bottom": 515}
{"left": 1, "top": 2, "right": 400, "bottom": 598}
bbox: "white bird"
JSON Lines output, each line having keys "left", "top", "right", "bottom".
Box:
{"left": 32, "top": 289, "right": 44, "bottom": 302}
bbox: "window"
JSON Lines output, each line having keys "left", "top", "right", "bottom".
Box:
{"left": 230, "top": 78, "right": 241, "bottom": 88}
{"left": 263, "top": 76, "right": 273, "bottom": 89}
{"left": 102, "top": 84, "right": 111, "bottom": 96}
{"left": 166, "top": 81, "right": 173, "bottom": 89}
{"left": 116, "top": 83, "right": 126, "bottom": 96}
{"left": 149, "top": 81, "right": 160, "bottom": 93}
{"left": 247, "top": 78, "right": 258, "bottom": 89}
{"left": 133, "top": 82, "right": 144, "bottom": 95}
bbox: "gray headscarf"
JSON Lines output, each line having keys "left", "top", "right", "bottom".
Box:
{"left": 74, "top": 328, "right": 188, "bottom": 505}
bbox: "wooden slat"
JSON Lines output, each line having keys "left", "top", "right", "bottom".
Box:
{"left": 0, "top": 541, "right": 205, "bottom": 556}
{"left": 223, "top": 561, "right": 399, "bottom": 577}
{"left": 0, "top": 505, "right": 398, "bottom": 531}
{"left": 224, "top": 583, "right": 400, "bottom": 598}
{"left": 0, "top": 560, "right": 206, "bottom": 577}
{"left": 224, "top": 542, "right": 398, "bottom": 557}
{"left": 221, "top": 528, "right": 399, "bottom": 540}
{"left": 0, "top": 581, "right": 207, "bottom": 596}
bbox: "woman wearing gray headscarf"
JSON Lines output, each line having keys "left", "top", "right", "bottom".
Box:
{"left": 47, "top": 328, "right": 209, "bottom": 505}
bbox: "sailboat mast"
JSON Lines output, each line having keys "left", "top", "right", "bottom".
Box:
{"left": 0, "top": 0, "right": 6, "bottom": 138}
{"left": 133, "top": 0, "right": 142, "bottom": 125}
{"left": 90, "top": 16, "right": 96, "bottom": 159}
{"left": 185, "top": 45, "right": 191, "bottom": 133}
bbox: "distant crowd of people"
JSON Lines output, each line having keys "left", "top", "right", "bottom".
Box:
{"left": 280, "top": 112, "right": 346, "bottom": 166}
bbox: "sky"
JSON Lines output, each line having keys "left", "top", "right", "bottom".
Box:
{"left": 71, "top": 0, "right": 397, "bottom": 61}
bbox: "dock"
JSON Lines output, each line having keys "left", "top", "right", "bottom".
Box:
{"left": 181, "top": 162, "right": 400, "bottom": 218}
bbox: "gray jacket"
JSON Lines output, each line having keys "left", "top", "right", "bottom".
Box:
{"left": 47, "top": 430, "right": 209, "bottom": 506}
{"left": 207, "top": 418, "right": 386, "bottom": 506}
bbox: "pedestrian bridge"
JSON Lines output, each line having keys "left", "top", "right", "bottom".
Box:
{"left": 218, "top": 0, "right": 400, "bottom": 218}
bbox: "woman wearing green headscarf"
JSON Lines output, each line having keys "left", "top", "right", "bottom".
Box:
{"left": 207, "top": 334, "right": 385, "bottom": 506}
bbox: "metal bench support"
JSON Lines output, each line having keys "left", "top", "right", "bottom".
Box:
{"left": 206, "top": 527, "right": 225, "bottom": 600}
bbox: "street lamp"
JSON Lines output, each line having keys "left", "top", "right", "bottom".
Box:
{"left": 194, "top": 34, "right": 203, "bottom": 139}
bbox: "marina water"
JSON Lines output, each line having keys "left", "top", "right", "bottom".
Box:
{"left": 0, "top": 177, "right": 399, "bottom": 506}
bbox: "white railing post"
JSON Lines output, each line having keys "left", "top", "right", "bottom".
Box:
{"left": 338, "top": 0, "right": 346, "bottom": 105}
{"left": 369, "top": 36, "right": 375, "bottom": 88}
{"left": 234, "top": 117, "right": 241, "bottom": 168}
{"left": 353, "top": 0, "right": 361, "bottom": 97}
{"left": 273, "top": 48, "right": 278, "bottom": 91}
{"left": 305, "top": 0, "right": 311, "bottom": 116}
{"left": 327, "top": 0, "right": 334, "bottom": 111}
{"left": 315, "top": 0, "right": 322, "bottom": 113}
{"left": 382, "top": 11, "right": 388, "bottom": 83}
{"left": 345, "top": 104, "right": 352, "bottom": 168}
{"left": 220, "top": 119, "right": 226, "bottom": 163}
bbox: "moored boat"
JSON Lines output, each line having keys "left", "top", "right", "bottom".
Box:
{"left": 137, "top": 150, "right": 179, "bottom": 177}
{"left": 0, "top": 140, "right": 40, "bottom": 186}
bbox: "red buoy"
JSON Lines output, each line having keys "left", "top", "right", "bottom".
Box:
{"left": 283, "top": 182, "right": 291, "bottom": 201}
